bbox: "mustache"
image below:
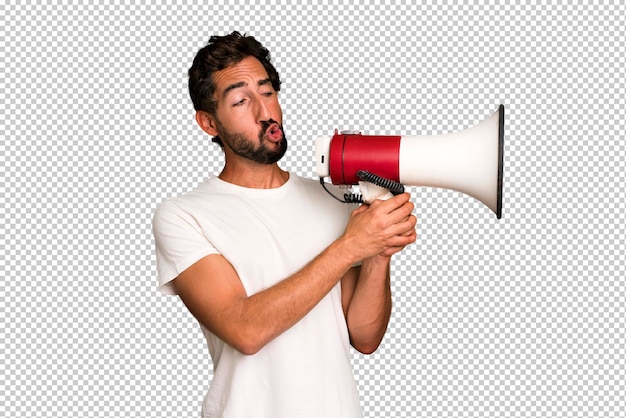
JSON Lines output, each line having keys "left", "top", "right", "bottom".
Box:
{"left": 260, "top": 119, "right": 281, "bottom": 131}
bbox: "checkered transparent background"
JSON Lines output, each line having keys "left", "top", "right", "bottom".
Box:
{"left": 2, "top": 1, "right": 625, "bottom": 417}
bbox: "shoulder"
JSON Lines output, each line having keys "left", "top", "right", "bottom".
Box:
{"left": 152, "top": 178, "right": 217, "bottom": 231}
{"left": 288, "top": 174, "right": 358, "bottom": 217}
{"left": 290, "top": 173, "right": 347, "bottom": 197}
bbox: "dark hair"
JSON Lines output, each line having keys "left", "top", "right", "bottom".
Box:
{"left": 188, "top": 31, "right": 282, "bottom": 115}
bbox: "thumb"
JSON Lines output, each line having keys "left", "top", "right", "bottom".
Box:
{"left": 351, "top": 204, "right": 370, "bottom": 216}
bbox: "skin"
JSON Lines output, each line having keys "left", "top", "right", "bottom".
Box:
{"left": 173, "top": 56, "right": 418, "bottom": 355}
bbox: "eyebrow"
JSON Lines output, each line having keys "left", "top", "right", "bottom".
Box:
{"left": 222, "top": 78, "right": 272, "bottom": 99}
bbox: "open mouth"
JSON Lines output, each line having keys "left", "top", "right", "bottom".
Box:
{"left": 266, "top": 123, "right": 283, "bottom": 142}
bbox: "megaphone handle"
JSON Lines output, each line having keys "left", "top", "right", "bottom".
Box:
{"left": 358, "top": 181, "right": 395, "bottom": 203}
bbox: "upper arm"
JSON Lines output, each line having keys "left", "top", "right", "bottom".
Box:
{"left": 172, "top": 254, "right": 248, "bottom": 345}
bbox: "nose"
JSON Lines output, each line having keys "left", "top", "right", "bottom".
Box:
{"left": 255, "top": 96, "right": 273, "bottom": 123}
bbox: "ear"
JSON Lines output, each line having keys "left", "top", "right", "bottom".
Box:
{"left": 195, "top": 111, "right": 219, "bottom": 136}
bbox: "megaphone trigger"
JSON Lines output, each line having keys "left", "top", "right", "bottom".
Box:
{"left": 357, "top": 181, "right": 395, "bottom": 203}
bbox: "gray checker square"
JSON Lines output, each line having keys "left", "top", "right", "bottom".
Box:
{"left": 2, "top": 1, "right": 626, "bottom": 417}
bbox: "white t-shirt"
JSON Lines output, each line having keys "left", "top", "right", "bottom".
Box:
{"left": 152, "top": 174, "right": 363, "bottom": 418}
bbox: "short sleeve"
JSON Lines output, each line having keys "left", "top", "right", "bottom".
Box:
{"left": 152, "top": 200, "right": 220, "bottom": 295}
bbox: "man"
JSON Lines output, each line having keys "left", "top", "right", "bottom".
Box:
{"left": 152, "top": 32, "right": 417, "bottom": 417}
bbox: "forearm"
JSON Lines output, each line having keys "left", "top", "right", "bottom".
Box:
{"left": 230, "top": 194, "right": 415, "bottom": 353}
{"left": 225, "top": 238, "right": 358, "bottom": 354}
{"left": 345, "top": 255, "right": 392, "bottom": 354}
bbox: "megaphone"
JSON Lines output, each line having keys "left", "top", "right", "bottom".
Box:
{"left": 315, "top": 105, "right": 504, "bottom": 218}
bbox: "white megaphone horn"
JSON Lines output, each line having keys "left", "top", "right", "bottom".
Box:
{"left": 316, "top": 105, "right": 505, "bottom": 219}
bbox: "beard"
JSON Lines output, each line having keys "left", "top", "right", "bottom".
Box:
{"left": 217, "top": 119, "right": 288, "bottom": 165}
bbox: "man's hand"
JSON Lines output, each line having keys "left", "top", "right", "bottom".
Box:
{"left": 339, "top": 193, "right": 417, "bottom": 354}
{"left": 341, "top": 192, "right": 417, "bottom": 262}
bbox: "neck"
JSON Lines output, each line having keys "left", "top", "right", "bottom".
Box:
{"left": 218, "top": 161, "right": 289, "bottom": 189}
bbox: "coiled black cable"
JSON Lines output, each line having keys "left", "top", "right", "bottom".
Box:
{"left": 320, "top": 170, "right": 405, "bottom": 204}
{"left": 356, "top": 170, "right": 405, "bottom": 195}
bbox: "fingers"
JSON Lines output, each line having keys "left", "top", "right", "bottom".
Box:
{"left": 385, "top": 219, "right": 417, "bottom": 245}
{"left": 370, "top": 192, "right": 411, "bottom": 210}
{"left": 344, "top": 192, "right": 418, "bottom": 260}
{"left": 380, "top": 228, "right": 417, "bottom": 257}
{"left": 380, "top": 195, "right": 417, "bottom": 255}
{"left": 367, "top": 193, "right": 414, "bottom": 225}
{"left": 354, "top": 193, "right": 416, "bottom": 237}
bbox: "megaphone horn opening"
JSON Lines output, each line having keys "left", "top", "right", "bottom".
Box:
{"left": 397, "top": 104, "right": 505, "bottom": 219}
{"left": 496, "top": 104, "right": 504, "bottom": 219}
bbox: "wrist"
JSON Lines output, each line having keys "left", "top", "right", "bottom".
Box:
{"left": 332, "top": 234, "right": 364, "bottom": 266}
{"left": 360, "top": 254, "right": 391, "bottom": 279}
{"left": 363, "top": 253, "right": 391, "bottom": 267}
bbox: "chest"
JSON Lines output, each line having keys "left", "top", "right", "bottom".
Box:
{"left": 196, "top": 192, "right": 348, "bottom": 294}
